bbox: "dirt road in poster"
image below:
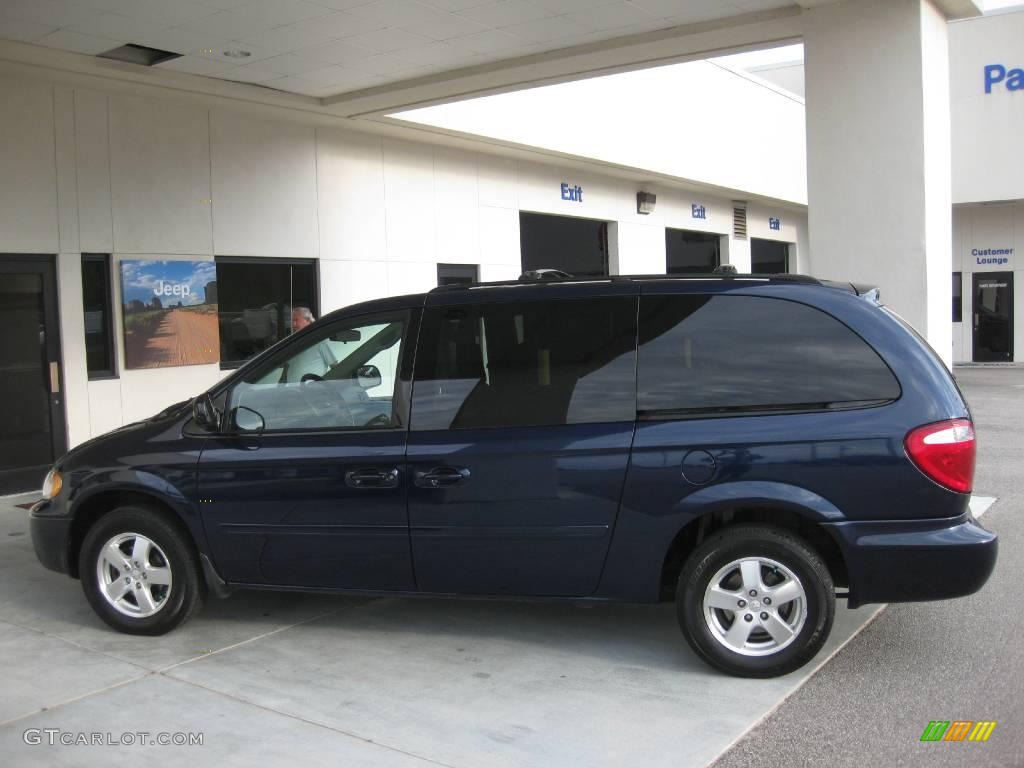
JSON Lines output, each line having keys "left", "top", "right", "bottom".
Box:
{"left": 124, "top": 306, "right": 219, "bottom": 369}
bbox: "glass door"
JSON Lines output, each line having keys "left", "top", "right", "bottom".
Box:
{"left": 0, "top": 257, "right": 66, "bottom": 494}
{"left": 972, "top": 272, "right": 1014, "bottom": 362}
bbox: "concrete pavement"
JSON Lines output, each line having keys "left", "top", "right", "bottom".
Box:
{"left": 0, "top": 503, "right": 879, "bottom": 767}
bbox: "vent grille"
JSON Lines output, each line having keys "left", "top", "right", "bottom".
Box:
{"left": 97, "top": 44, "right": 182, "bottom": 67}
{"left": 732, "top": 205, "right": 748, "bottom": 240}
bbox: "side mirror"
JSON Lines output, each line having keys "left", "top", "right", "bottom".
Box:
{"left": 193, "top": 393, "right": 219, "bottom": 432}
{"left": 356, "top": 364, "right": 382, "bottom": 389}
{"left": 232, "top": 406, "right": 265, "bottom": 434}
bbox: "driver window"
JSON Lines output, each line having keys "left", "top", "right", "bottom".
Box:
{"left": 227, "top": 313, "right": 407, "bottom": 432}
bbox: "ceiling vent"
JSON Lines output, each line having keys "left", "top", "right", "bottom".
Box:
{"left": 97, "top": 44, "right": 182, "bottom": 67}
{"left": 732, "top": 203, "right": 748, "bottom": 241}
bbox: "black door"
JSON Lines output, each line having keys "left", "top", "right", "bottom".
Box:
{"left": 0, "top": 257, "right": 66, "bottom": 495}
{"left": 973, "top": 272, "right": 1013, "bottom": 362}
{"left": 751, "top": 239, "right": 790, "bottom": 274}
{"left": 665, "top": 229, "right": 721, "bottom": 274}
{"left": 519, "top": 212, "right": 609, "bottom": 277}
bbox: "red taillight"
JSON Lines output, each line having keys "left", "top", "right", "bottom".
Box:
{"left": 904, "top": 418, "right": 976, "bottom": 494}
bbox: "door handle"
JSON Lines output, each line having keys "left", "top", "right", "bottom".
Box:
{"left": 414, "top": 466, "right": 470, "bottom": 488}
{"left": 345, "top": 467, "right": 399, "bottom": 489}
{"left": 49, "top": 361, "right": 60, "bottom": 394}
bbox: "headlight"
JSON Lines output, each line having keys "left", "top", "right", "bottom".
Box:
{"left": 41, "top": 468, "right": 63, "bottom": 499}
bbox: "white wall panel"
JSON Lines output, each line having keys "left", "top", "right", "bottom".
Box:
{"left": 382, "top": 138, "right": 436, "bottom": 264}
{"left": 86, "top": 378, "right": 123, "bottom": 439}
{"left": 316, "top": 128, "right": 387, "bottom": 262}
{"left": 386, "top": 260, "right": 436, "bottom": 297}
{"left": 477, "top": 154, "right": 517, "bottom": 209}
{"left": 74, "top": 89, "right": 114, "bottom": 253}
{"left": 478, "top": 206, "right": 520, "bottom": 267}
{"left": 54, "top": 87, "right": 80, "bottom": 254}
{"left": 479, "top": 263, "right": 520, "bottom": 282}
{"left": 950, "top": 10, "right": 1024, "bottom": 203}
{"left": 320, "top": 259, "right": 388, "bottom": 314}
{"left": 210, "top": 111, "right": 318, "bottom": 258}
{"left": 0, "top": 77, "right": 57, "bottom": 253}
{"left": 56, "top": 253, "right": 90, "bottom": 447}
{"left": 109, "top": 95, "right": 212, "bottom": 255}
{"left": 616, "top": 222, "right": 665, "bottom": 275}
{"left": 434, "top": 147, "right": 480, "bottom": 265}
{"left": 119, "top": 365, "right": 221, "bottom": 425}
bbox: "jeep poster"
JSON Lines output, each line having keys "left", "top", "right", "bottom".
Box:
{"left": 120, "top": 260, "right": 220, "bottom": 369}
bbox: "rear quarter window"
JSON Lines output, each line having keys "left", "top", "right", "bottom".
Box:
{"left": 638, "top": 294, "right": 900, "bottom": 416}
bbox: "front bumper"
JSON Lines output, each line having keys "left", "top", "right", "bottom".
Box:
{"left": 29, "top": 499, "right": 73, "bottom": 575}
{"left": 824, "top": 511, "right": 997, "bottom": 608}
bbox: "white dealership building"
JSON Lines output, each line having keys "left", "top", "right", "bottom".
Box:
{"left": 0, "top": 0, "right": 1020, "bottom": 492}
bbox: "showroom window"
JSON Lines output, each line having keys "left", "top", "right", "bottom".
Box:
{"left": 81, "top": 254, "right": 116, "bottom": 379}
{"left": 953, "top": 272, "right": 963, "bottom": 322}
{"left": 411, "top": 297, "right": 637, "bottom": 430}
{"left": 215, "top": 257, "right": 318, "bottom": 368}
{"left": 437, "top": 263, "right": 479, "bottom": 287}
{"left": 637, "top": 294, "right": 900, "bottom": 415}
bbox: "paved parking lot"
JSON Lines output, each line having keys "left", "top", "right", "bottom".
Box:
{"left": 0, "top": 369, "right": 1012, "bottom": 768}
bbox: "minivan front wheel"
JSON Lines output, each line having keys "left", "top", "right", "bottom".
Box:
{"left": 677, "top": 525, "right": 834, "bottom": 677}
{"left": 80, "top": 506, "right": 204, "bottom": 635}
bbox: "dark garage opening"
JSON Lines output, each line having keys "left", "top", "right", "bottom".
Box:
{"left": 751, "top": 238, "right": 791, "bottom": 274}
{"left": 520, "top": 212, "right": 609, "bottom": 277}
{"left": 666, "top": 229, "right": 721, "bottom": 274}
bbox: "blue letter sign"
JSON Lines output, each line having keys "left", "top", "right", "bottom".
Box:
{"left": 560, "top": 183, "right": 583, "bottom": 202}
{"left": 985, "top": 64, "right": 1024, "bottom": 93}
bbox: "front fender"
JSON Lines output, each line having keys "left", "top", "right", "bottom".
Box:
{"left": 67, "top": 468, "right": 210, "bottom": 562}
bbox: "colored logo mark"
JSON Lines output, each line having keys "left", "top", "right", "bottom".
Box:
{"left": 920, "top": 720, "right": 997, "bottom": 742}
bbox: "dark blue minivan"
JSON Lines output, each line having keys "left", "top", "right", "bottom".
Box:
{"left": 30, "top": 274, "right": 997, "bottom": 677}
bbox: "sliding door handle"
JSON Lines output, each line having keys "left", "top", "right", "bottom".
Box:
{"left": 345, "top": 467, "right": 399, "bottom": 489}
{"left": 414, "top": 466, "right": 470, "bottom": 488}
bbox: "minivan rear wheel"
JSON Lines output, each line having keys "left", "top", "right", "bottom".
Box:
{"left": 80, "top": 506, "right": 204, "bottom": 635}
{"left": 677, "top": 524, "right": 834, "bottom": 678}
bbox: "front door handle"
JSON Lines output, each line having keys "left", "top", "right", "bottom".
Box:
{"left": 414, "top": 466, "right": 470, "bottom": 488}
{"left": 345, "top": 467, "right": 399, "bottom": 489}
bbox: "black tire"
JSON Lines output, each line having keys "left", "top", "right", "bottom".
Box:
{"left": 79, "top": 505, "right": 205, "bottom": 635}
{"left": 677, "top": 524, "right": 834, "bottom": 678}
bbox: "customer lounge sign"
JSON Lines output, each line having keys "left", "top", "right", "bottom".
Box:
{"left": 971, "top": 247, "right": 1014, "bottom": 269}
{"left": 120, "top": 260, "right": 220, "bottom": 369}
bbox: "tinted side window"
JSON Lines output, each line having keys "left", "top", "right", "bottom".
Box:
{"left": 412, "top": 297, "right": 637, "bottom": 430}
{"left": 638, "top": 295, "right": 899, "bottom": 415}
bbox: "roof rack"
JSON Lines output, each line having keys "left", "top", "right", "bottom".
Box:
{"left": 428, "top": 271, "right": 822, "bottom": 293}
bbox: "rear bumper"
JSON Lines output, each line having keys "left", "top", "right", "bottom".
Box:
{"left": 29, "top": 499, "right": 72, "bottom": 575}
{"left": 824, "top": 512, "right": 997, "bottom": 608}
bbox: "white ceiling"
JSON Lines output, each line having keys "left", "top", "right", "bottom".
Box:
{"left": 0, "top": 0, "right": 797, "bottom": 99}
